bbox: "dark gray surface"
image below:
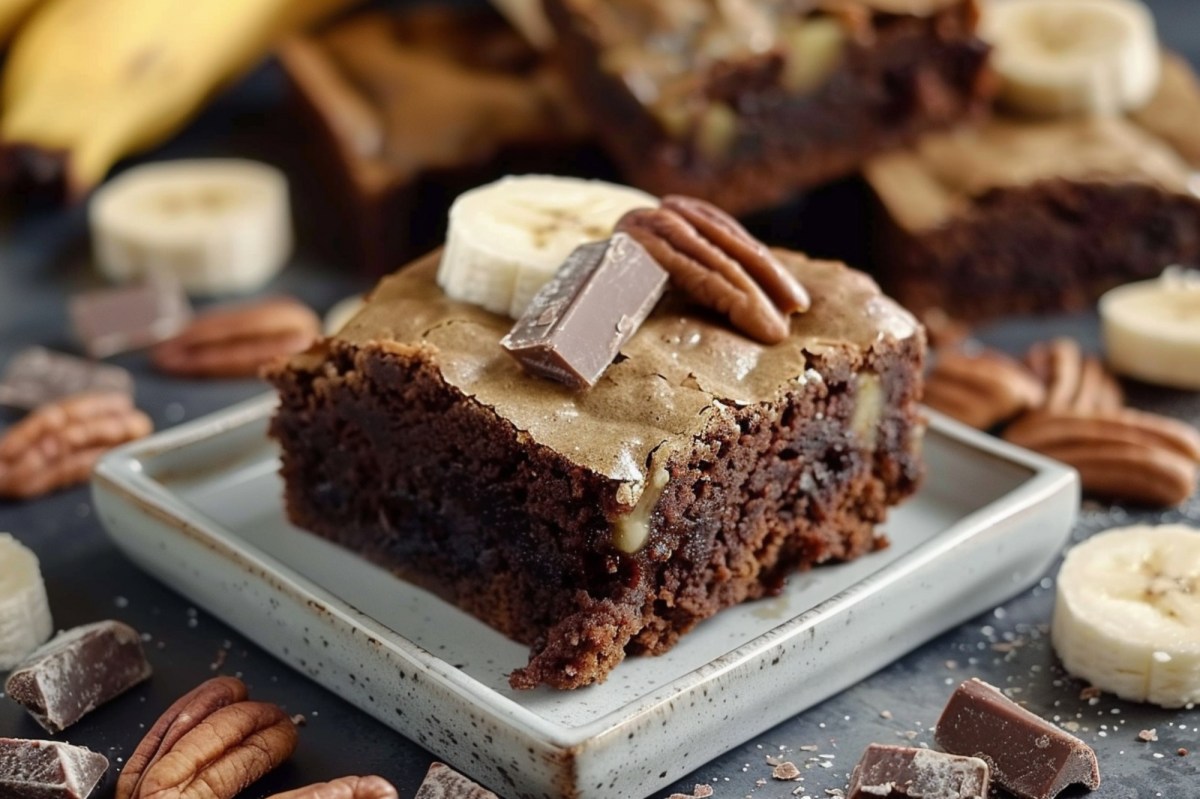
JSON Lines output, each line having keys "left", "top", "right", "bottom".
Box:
{"left": 1, "top": 2, "right": 1199, "bottom": 797}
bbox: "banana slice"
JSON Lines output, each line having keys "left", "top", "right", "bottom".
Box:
{"left": 981, "top": 0, "right": 1161, "bottom": 117}
{"left": 1053, "top": 524, "right": 1200, "bottom": 707}
{"left": 1101, "top": 268, "right": 1200, "bottom": 390}
{"left": 89, "top": 159, "right": 292, "bottom": 296}
{"left": 0, "top": 533, "right": 53, "bottom": 670}
{"left": 438, "top": 175, "right": 656, "bottom": 318}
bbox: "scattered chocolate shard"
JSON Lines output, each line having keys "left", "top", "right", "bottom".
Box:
{"left": 847, "top": 744, "right": 988, "bottom": 799}
{"left": 0, "top": 348, "right": 133, "bottom": 410}
{"left": 501, "top": 233, "right": 667, "bottom": 389}
{"left": 5, "top": 620, "right": 152, "bottom": 733}
{"left": 413, "top": 763, "right": 498, "bottom": 799}
{"left": 0, "top": 738, "right": 109, "bottom": 799}
{"left": 935, "top": 679, "right": 1100, "bottom": 799}
{"left": 69, "top": 278, "right": 191, "bottom": 358}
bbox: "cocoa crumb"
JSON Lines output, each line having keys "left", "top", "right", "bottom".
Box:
{"left": 694, "top": 786, "right": 714, "bottom": 798}
{"left": 1179, "top": 748, "right": 1189, "bottom": 757}
{"left": 771, "top": 762, "right": 801, "bottom": 781}
{"left": 1079, "top": 686, "right": 1102, "bottom": 701}
{"left": 1138, "top": 729, "right": 1158, "bottom": 742}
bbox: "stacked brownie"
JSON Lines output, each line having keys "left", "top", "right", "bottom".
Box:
{"left": 269, "top": 249, "right": 924, "bottom": 689}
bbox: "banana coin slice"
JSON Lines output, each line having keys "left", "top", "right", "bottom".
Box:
{"left": 0, "top": 533, "right": 53, "bottom": 670}
{"left": 1053, "top": 524, "right": 1200, "bottom": 707}
{"left": 1101, "top": 269, "right": 1200, "bottom": 390}
{"left": 90, "top": 159, "right": 292, "bottom": 295}
{"left": 981, "top": 0, "right": 1161, "bottom": 117}
{"left": 438, "top": 175, "right": 656, "bottom": 318}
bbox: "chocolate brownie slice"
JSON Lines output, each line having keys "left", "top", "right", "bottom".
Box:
{"left": 866, "top": 55, "right": 1200, "bottom": 320}
{"left": 269, "top": 250, "right": 924, "bottom": 689}
{"left": 544, "top": 0, "right": 992, "bottom": 215}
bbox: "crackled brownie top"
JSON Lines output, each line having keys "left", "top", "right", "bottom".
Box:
{"left": 324, "top": 250, "right": 916, "bottom": 489}
{"left": 867, "top": 56, "right": 1200, "bottom": 233}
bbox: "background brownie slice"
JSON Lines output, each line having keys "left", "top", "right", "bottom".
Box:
{"left": 544, "top": 0, "right": 993, "bottom": 215}
{"left": 866, "top": 55, "right": 1200, "bottom": 320}
{"left": 280, "top": 6, "right": 597, "bottom": 274}
{"left": 268, "top": 250, "right": 925, "bottom": 690}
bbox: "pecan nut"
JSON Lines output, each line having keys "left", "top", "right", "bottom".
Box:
{"left": 1004, "top": 409, "right": 1200, "bottom": 507}
{"left": 923, "top": 348, "right": 1045, "bottom": 430}
{"left": 1025, "top": 338, "right": 1123, "bottom": 413}
{"left": 0, "top": 391, "right": 152, "bottom": 499}
{"left": 616, "top": 195, "right": 810, "bottom": 344}
{"left": 117, "top": 676, "right": 297, "bottom": 799}
{"left": 151, "top": 297, "right": 320, "bottom": 378}
{"left": 267, "top": 776, "right": 399, "bottom": 799}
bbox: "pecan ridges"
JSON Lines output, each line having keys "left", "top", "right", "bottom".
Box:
{"left": 923, "top": 348, "right": 1045, "bottom": 430}
{"left": 616, "top": 195, "right": 809, "bottom": 344}
{"left": 151, "top": 297, "right": 320, "bottom": 378}
{"left": 0, "top": 391, "right": 152, "bottom": 499}
{"left": 267, "top": 776, "right": 399, "bottom": 799}
{"left": 1025, "top": 337, "right": 1124, "bottom": 413}
{"left": 117, "top": 676, "right": 297, "bottom": 799}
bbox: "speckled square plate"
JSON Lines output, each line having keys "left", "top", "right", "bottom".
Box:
{"left": 93, "top": 394, "right": 1078, "bottom": 799}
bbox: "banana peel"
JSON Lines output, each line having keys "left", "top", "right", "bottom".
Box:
{"left": 0, "top": 0, "right": 363, "bottom": 203}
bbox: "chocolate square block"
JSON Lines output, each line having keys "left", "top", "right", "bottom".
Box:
{"left": 268, "top": 248, "right": 925, "bottom": 689}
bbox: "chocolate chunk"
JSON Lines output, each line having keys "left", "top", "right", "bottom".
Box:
{"left": 500, "top": 233, "right": 667, "bottom": 389}
{"left": 935, "top": 679, "right": 1100, "bottom": 799}
{"left": 0, "top": 738, "right": 109, "bottom": 799}
{"left": 69, "top": 278, "right": 191, "bottom": 358}
{"left": 413, "top": 763, "right": 498, "bottom": 799}
{"left": 0, "top": 347, "right": 133, "bottom": 410}
{"left": 5, "top": 620, "right": 152, "bottom": 733}
{"left": 848, "top": 744, "right": 988, "bottom": 799}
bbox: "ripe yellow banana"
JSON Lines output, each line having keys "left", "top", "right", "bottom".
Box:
{"left": 0, "top": 0, "right": 42, "bottom": 43}
{"left": 0, "top": 0, "right": 361, "bottom": 201}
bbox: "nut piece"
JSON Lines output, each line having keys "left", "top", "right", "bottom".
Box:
{"left": 616, "top": 195, "right": 810, "bottom": 344}
{"left": 0, "top": 392, "right": 152, "bottom": 499}
{"left": 923, "top": 348, "right": 1045, "bottom": 429}
{"left": 151, "top": 297, "right": 320, "bottom": 378}
{"left": 117, "top": 676, "right": 297, "bottom": 799}
{"left": 1005, "top": 409, "right": 1200, "bottom": 507}
{"left": 1025, "top": 338, "right": 1124, "bottom": 413}
{"left": 267, "top": 776, "right": 399, "bottom": 799}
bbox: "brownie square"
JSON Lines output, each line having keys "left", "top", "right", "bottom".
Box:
{"left": 865, "top": 54, "right": 1200, "bottom": 320}
{"left": 269, "top": 249, "right": 924, "bottom": 690}
{"left": 280, "top": 6, "right": 596, "bottom": 274}
{"left": 544, "top": 0, "right": 993, "bottom": 215}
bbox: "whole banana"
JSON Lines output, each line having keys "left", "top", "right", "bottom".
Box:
{"left": 0, "top": 0, "right": 360, "bottom": 202}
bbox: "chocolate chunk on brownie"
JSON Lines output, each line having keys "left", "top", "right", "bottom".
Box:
{"left": 544, "top": 0, "right": 992, "bottom": 215}
{"left": 268, "top": 250, "right": 924, "bottom": 689}
{"left": 280, "top": 6, "right": 595, "bottom": 273}
{"left": 866, "top": 55, "right": 1200, "bottom": 320}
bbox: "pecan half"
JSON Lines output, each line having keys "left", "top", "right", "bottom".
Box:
{"left": 1004, "top": 409, "right": 1200, "bottom": 507}
{"left": 151, "top": 297, "right": 320, "bottom": 378}
{"left": 267, "top": 776, "right": 399, "bottom": 799}
{"left": 1025, "top": 338, "right": 1123, "bottom": 413}
{"left": 923, "top": 348, "right": 1045, "bottom": 430}
{"left": 616, "top": 195, "right": 810, "bottom": 344}
{"left": 117, "top": 676, "right": 297, "bottom": 799}
{"left": 0, "top": 391, "right": 152, "bottom": 499}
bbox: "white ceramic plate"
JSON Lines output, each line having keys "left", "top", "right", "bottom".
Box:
{"left": 93, "top": 394, "right": 1078, "bottom": 799}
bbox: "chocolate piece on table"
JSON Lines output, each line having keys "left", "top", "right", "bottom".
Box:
{"left": 544, "top": 0, "right": 992, "bottom": 215}
{"left": 501, "top": 234, "right": 667, "bottom": 389}
{"left": 279, "top": 5, "right": 593, "bottom": 273}
{"left": 866, "top": 55, "right": 1200, "bottom": 320}
{"left": 69, "top": 278, "right": 191, "bottom": 358}
{"left": 0, "top": 738, "right": 109, "bottom": 799}
{"left": 0, "top": 347, "right": 133, "bottom": 410}
{"left": 848, "top": 744, "right": 988, "bottom": 799}
{"left": 5, "top": 620, "right": 152, "bottom": 733}
{"left": 935, "top": 678, "right": 1101, "bottom": 799}
{"left": 413, "top": 763, "right": 498, "bottom": 799}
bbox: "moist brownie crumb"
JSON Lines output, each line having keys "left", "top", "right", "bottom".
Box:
{"left": 269, "top": 250, "right": 924, "bottom": 689}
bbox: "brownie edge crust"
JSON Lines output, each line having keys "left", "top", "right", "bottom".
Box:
{"left": 268, "top": 252, "right": 925, "bottom": 689}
